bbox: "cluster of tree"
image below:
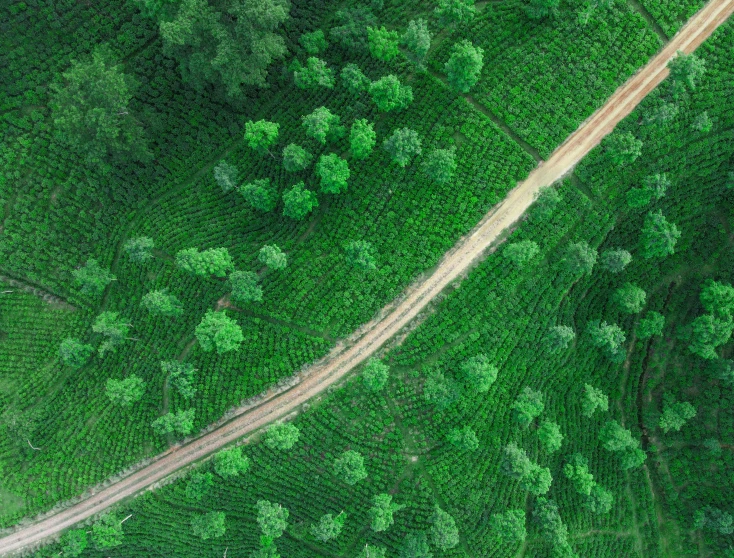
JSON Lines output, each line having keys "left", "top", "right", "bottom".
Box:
{"left": 499, "top": 442, "right": 553, "bottom": 495}
{"left": 599, "top": 420, "right": 646, "bottom": 470}
{"left": 563, "top": 453, "right": 613, "bottom": 514}
{"left": 60, "top": 513, "right": 126, "bottom": 556}
{"left": 683, "top": 279, "right": 734, "bottom": 359}
{"left": 423, "top": 354, "right": 499, "bottom": 409}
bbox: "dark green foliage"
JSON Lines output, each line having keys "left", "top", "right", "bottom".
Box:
{"left": 264, "top": 422, "right": 300, "bottom": 450}
{"left": 334, "top": 450, "right": 368, "bottom": 485}
{"left": 489, "top": 509, "right": 526, "bottom": 542}
{"left": 214, "top": 446, "right": 251, "bottom": 477}
{"left": 613, "top": 283, "right": 647, "bottom": 314}
{"left": 636, "top": 311, "right": 665, "bottom": 339}
{"left": 531, "top": 186, "right": 562, "bottom": 221}
{"left": 282, "top": 182, "right": 318, "bottom": 220}
{"left": 191, "top": 511, "right": 226, "bottom": 539}
{"left": 686, "top": 313, "right": 733, "bottom": 359}
{"left": 563, "top": 454, "right": 595, "bottom": 496}
{"left": 195, "top": 311, "right": 244, "bottom": 354}
{"left": 458, "top": 354, "right": 497, "bottom": 392}
{"left": 500, "top": 442, "right": 532, "bottom": 479}
{"left": 581, "top": 384, "right": 609, "bottom": 417}
{"left": 538, "top": 420, "right": 563, "bottom": 453}
{"left": 626, "top": 187, "right": 654, "bottom": 208}
{"left": 294, "top": 57, "right": 335, "bottom": 89}
{"left": 106, "top": 375, "right": 145, "bottom": 406}
{"left": 175, "top": 247, "right": 235, "bottom": 277}
{"left": 300, "top": 30, "right": 327, "bottom": 54}
{"left": 525, "top": 0, "right": 560, "bottom": 19}
{"left": 123, "top": 237, "right": 155, "bottom": 262}
{"left": 367, "top": 26, "right": 400, "bottom": 62}
{"left": 700, "top": 279, "right": 734, "bottom": 318}
{"left": 73, "top": 259, "right": 116, "bottom": 297}
{"left": 345, "top": 240, "right": 377, "bottom": 271}
{"left": 434, "top": 0, "right": 475, "bottom": 25}
{"left": 141, "top": 289, "right": 184, "bottom": 317}
{"left": 600, "top": 248, "right": 632, "bottom": 273}
{"left": 185, "top": 471, "right": 214, "bottom": 500}
{"left": 605, "top": 132, "right": 643, "bottom": 165}
{"left": 447, "top": 425, "right": 479, "bottom": 451}
{"left": 240, "top": 179, "right": 279, "bottom": 212}
{"left": 362, "top": 358, "right": 389, "bottom": 391}
{"left": 599, "top": 421, "right": 646, "bottom": 470}
{"left": 340, "top": 63, "right": 370, "bottom": 93}
{"left": 259, "top": 244, "right": 287, "bottom": 270}
{"left": 59, "top": 338, "right": 94, "bottom": 368}
{"left": 244, "top": 120, "right": 280, "bottom": 153}
{"left": 350, "top": 119, "right": 377, "bottom": 159}
{"left": 282, "top": 144, "right": 313, "bottom": 172}
{"left": 402, "top": 19, "right": 431, "bottom": 68}
{"left": 92, "top": 311, "right": 131, "bottom": 355}
{"left": 563, "top": 241, "right": 597, "bottom": 276}
{"left": 316, "top": 154, "right": 350, "bottom": 194}
{"left": 694, "top": 507, "right": 734, "bottom": 535}
{"left": 229, "top": 271, "right": 263, "bottom": 304}
{"left": 383, "top": 128, "right": 422, "bottom": 166}
{"left": 640, "top": 210, "right": 681, "bottom": 258}
{"left": 162, "top": 361, "right": 197, "bottom": 399}
{"left": 586, "top": 484, "right": 613, "bottom": 515}
{"left": 429, "top": 506, "right": 460, "bottom": 550}
{"left": 586, "top": 320, "right": 626, "bottom": 362}
{"left": 668, "top": 51, "right": 706, "bottom": 94}
{"left": 256, "top": 500, "right": 289, "bottom": 539}
{"left": 369, "top": 75, "right": 414, "bottom": 112}
{"left": 399, "top": 531, "right": 433, "bottom": 558}
{"left": 511, "top": 387, "right": 544, "bottom": 428}
{"left": 545, "top": 325, "right": 575, "bottom": 353}
{"left": 532, "top": 498, "right": 570, "bottom": 549}
{"left": 151, "top": 408, "right": 195, "bottom": 436}
{"left": 213, "top": 161, "right": 239, "bottom": 192}
{"left": 302, "top": 107, "right": 345, "bottom": 144}
{"left": 504, "top": 240, "right": 540, "bottom": 268}
{"left": 60, "top": 529, "right": 88, "bottom": 557}
{"left": 369, "top": 493, "right": 403, "bottom": 532}
{"left": 659, "top": 396, "right": 696, "bottom": 433}
{"left": 310, "top": 512, "right": 346, "bottom": 541}
{"left": 423, "top": 370, "right": 461, "bottom": 409}
{"left": 92, "top": 514, "right": 124, "bottom": 550}
{"left": 445, "top": 40, "right": 484, "bottom": 93}
{"left": 422, "top": 147, "right": 457, "bottom": 184}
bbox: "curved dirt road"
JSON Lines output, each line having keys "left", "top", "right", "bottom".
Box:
{"left": 1, "top": 0, "right": 732, "bottom": 553}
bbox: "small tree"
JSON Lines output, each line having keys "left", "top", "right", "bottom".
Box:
{"left": 525, "top": 0, "right": 560, "bottom": 19}
{"left": 458, "top": 354, "right": 497, "bottom": 392}
{"left": 213, "top": 161, "right": 238, "bottom": 192}
{"left": 92, "top": 514, "right": 124, "bottom": 550}
{"left": 106, "top": 375, "right": 145, "bottom": 407}
{"left": 250, "top": 544, "right": 282, "bottom": 558}
{"left": 300, "top": 30, "right": 327, "bottom": 54}
{"left": 581, "top": 384, "right": 608, "bottom": 417}
{"left": 345, "top": 240, "right": 377, "bottom": 271}
{"left": 302, "top": 107, "right": 345, "bottom": 144}
{"left": 644, "top": 173, "right": 671, "bottom": 199}
{"left": 445, "top": 40, "right": 484, "bottom": 93}
{"left": 563, "top": 241, "right": 597, "bottom": 276}
{"left": 489, "top": 510, "right": 526, "bottom": 542}
{"left": 259, "top": 245, "right": 288, "bottom": 270}
{"left": 429, "top": 506, "right": 459, "bottom": 550}
{"left": 423, "top": 370, "right": 461, "bottom": 409}
{"left": 175, "top": 247, "right": 235, "bottom": 278}
{"left": 447, "top": 425, "right": 479, "bottom": 452}
{"left": 334, "top": 450, "right": 368, "bottom": 485}
{"left": 369, "top": 493, "right": 404, "bottom": 532}
{"left": 640, "top": 210, "right": 681, "bottom": 258}
{"left": 282, "top": 144, "right": 313, "bottom": 172}
{"left": 245, "top": 120, "right": 280, "bottom": 154}
{"left": 350, "top": 119, "right": 376, "bottom": 159}
{"left": 369, "top": 75, "right": 413, "bottom": 112}
{"left": 294, "top": 57, "right": 335, "bottom": 89}
{"left": 152, "top": 408, "right": 195, "bottom": 436}
{"left": 162, "top": 361, "right": 197, "bottom": 399}
{"left": 195, "top": 311, "right": 244, "bottom": 354}
{"left": 435, "top": 0, "right": 476, "bottom": 25}
{"left": 192, "top": 511, "right": 226, "bottom": 540}
{"left": 311, "top": 512, "right": 346, "bottom": 542}
{"left": 214, "top": 446, "right": 251, "bottom": 477}
{"left": 141, "top": 289, "right": 184, "bottom": 317}
{"left": 264, "top": 422, "right": 300, "bottom": 450}
{"left": 537, "top": 420, "right": 563, "bottom": 453}
{"left": 637, "top": 311, "right": 665, "bottom": 339}
{"left": 422, "top": 147, "right": 457, "bottom": 184}
{"left": 124, "top": 236, "right": 155, "bottom": 262}
{"left": 659, "top": 396, "right": 696, "bottom": 433}
{"left": 399, "top": 531, "right": 432, "bottom": 558}
{"left": 59, "top": 338, "right": 94, "bottom": 368}
{"left": 531, "top": 186, "right": 561, "bottom": 221}
{"left": 362, "top": 358, "right": 390, "bottom": 391}
{"left": 613, "top": 283, "right": 647, "bottom": 314}
{"left": 626, "top": 187, "right": 653, "bottom": 208}
{"left": 667, "top": 51, "right": 706, "bottom": 94}
{"left": 316, "top": 154, "right": 350, "bottom": 194}
{"left": 185, "top": 471, "right": 214, "bottom": 500}
{"left": 73, "top": 259, "right": 116, "bottom": 297}
{"left": 92, "top": 311, "right": 131, "bottom": 355}
{"left": 229, "top": 271, "right": 263, "bottom": 304}
{"left": 563, "top": 453, "right": 595, "bottom": 496}
{"left": 600, "top": 248, "right": 632, "bottom": 273}
{"left": 606, "top": 132, "right": 643, "bottom": 165}
{"left": 283, "top": 182, "right": 318, "bottom": 220}
{"left": 504, "top": 240, "right": 539, "bottom": 268}
{"left": 586, "top": 320, "right": 626, "bottom": 362}
{"left": 367, "top": 26, "right": 400, "bottom": 61}
{"left": 700, "top": 279, "right": 734, "bottom": 318}
{"left": 256, "top": 500, "right": 289, "bottom": 540}
{"left": 402, "top": 19, "right": 431, "bottom": 68}
{"left": 341, "top": 63, "right": 370, "bottom": 93}
{"left": 240, "top": 179, "right": 278, "bottom": 212}
{"left": 692, "top": 111, "right": 713, "bottom": 133}
{"left": 586, "top": 484, "right": 613, "bottom": 515}
{"left": 545, "top": 325, "right": 575, "bottom": 353}
{"left": 60, "top": 529, "right": 88, "bottom": 557}
{"left": 384, "top": 128, "right": 422, "bottom": 167}
{"left": 511, "top": 387, "right": 544, "bottom": 428}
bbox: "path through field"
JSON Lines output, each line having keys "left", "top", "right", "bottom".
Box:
{"left": 1, "top": 0, "right": 733, "bottom": 553}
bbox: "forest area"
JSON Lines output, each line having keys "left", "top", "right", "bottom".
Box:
{"left": 0, "top": 0, "right": 733, "bottom": 556}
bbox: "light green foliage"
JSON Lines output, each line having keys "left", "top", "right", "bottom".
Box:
{"left": 185, "top": 471, "right": 214, "bottom": 500}
{"left": 423, "top": 370, "right": 461, "bottom": 409}
{"left": 73, "top": 259, "right": 116, "bottom": 297}
{"left": 402, "top": 19, "right": 431, "bottom": 68}
{"left": 599, "top": 420, "right": 646, "bottom": 470}
{"left": 581, "top": 384, "right": 608, "bottom": 417}
{"left": 700, "top": 279, "right": 734, "bottom": 318}
{"left": 545, "top": 325, "right": 575, "bottom": 353}
{"left": 300, "top": 30, "right": 327, "bottom": 54}
{"left": 250, "top": 544, "right": 281, "bottom": 558}
{"left": 195, "top": 310, "right": 244, "bottom": 354}
{"left": 434, "top": 0, "right": 475, "bottom": 25}
{"left": 294, "top": 57, "right": 335, "bottom": 89}
{"left": 692, "top": 111, "right": 713, "bottom": 133}
{"left": 213, "top": 161, "right": 238, "bottom": 192}
{"left": 643, "top": 173, "right": 670, "bottom": 199}
{"left": 637, "top": 311, "right": 665, "bottom": 339}
{"left": 310, "top": 512, "right": 346, "bottom": 541}
{"left": 240, "top": 179, "right": 278, "bottom": 212}
{"left": 525, "top": 0, "right": 560, "bottom": 19}
{"left": 563, "top": 241, "right": 597, "bottom": 275}
{"left": 399, "top": 531, "right": 432, "bottom": 558}
{"left": 563, "top": 453, "right": 595, "bottom": 496}
{"left": 59, "top": 338, "right": 94, "bottom": 368}
{"left": 531, "top": 186, "right": 561, "bottom": 221}
{"left": 191, "top": 511, "right": 226, "bottom": 539}
{"left": 282, "top": 182, "right": 318, "bottom": 220}
{"left": 668, "top": 51, "right": 706, "bottom": 94}
{"left": 229, "top": 271, "right": 263, "bottom": 304}
{"left": 500, "top": 442, "right": 532, "bottom": 479}
{"left": 538, "top": 420, "right": 563, "bottom": 453}
{"left": 175, "top": 247, "right": 235, "bottom": 277}
{"left": 340, "top": 63, "right": 370, "bottom": 93}
{"left": 362, "top": 358, "right": 389, "bottom": 391}
{"left": 489, "top": 509, "right": 526, "bottom": 542}
{"left": 123, "top": 236, "right": 155, "bottom": 262}
{"left": 259, "top": 244, "right": 287, "bottom": 270}
{"left": 345, "top": 240, "right": 377, "bottom": 271}
{"left": 256, "top": 500, "right": 289, "bottom": 539}
{"left": 61, "top": 529, "right": 88, "bottom": 557}
{"left": 162, "top": 361, "right": 197, "bottom": 399}
{"left": 350, "top": 119, "right": 377, "bottom": 159}
{"left": 92, "top": 311, "right": 131, "bottom": 355}
{"left": 640, "top": 210, "right": 681, "bottom": 258}
{"left": 92, "top": 514, "right": 124, "bottom": 550}
{"left": 606, "top": 132, "right": 643, "bottom": 165}
{"left": 694, "top": 507, "right": 734, "bottom": 535}
{"left": 511, "top": 387, "right": 544, "bottom": 428}
{"left": 302, "top": 107, "right": 345, "bottom": 144}
{"left": 282, "top": 144, "right": 313, "bottom": 172}
{"left": 358, "top": 545, "right": 386, "bottom": 558}
{"left": 586, "top": 484, "right": 613, "bottom": 515}
{"left": 264, "top": 422, "right": 300, "bottom": 450}
{"left": 504, "top": 240, "right": 540, "bottom": 268}
{"left": 447, "top": 425, "right": 479, "bottom": 451}
{"left": 613, "top": 283, "right": 646, "bottom": 314}
{"left": 106, "top": 375, "right": 145, "bottom": 407}
{"left": 244, "top": 120, "right": 280, "bottom": 153}
{"left": 459, "top": 354, "right": 497, "bottom": 392}
{"left": 334, "top": 450, "right": 368, "bottom": 485}
{"left": 316, "top": 154, "right": 350, "bottom": 194}
{"left": 369, "top": 75, "right": 413, "bottom": 112}
{"left": 422, "top": 147, "right": 457, "bottom": 184}
{"left": 141, "top": 289, "right": 184, "bottom": 317}
{"left": 600, "top": 248, "right": 632, "bottom": 273}
{"left": 383, "top": 128, "right": 422, "bottom": 167}
{"left": 687, "top": 313, "right": 733, "bottom": 359}
{"left": 214, "top": 446, "right": 251, "bottom": 477}
{"left": 445, "top": 40, "right": 484, "bottom": 93}
{"left": 642, "top": 102, "right": 679, "bottom": 127}
{"left": 429, "top": 506, "right": 459, "bottom": 550}
{"left": 586, "top": 320, "right": 626, "bottom": 362}
{"left": 367, "top": 26, "right": 399, "bottom": 61}
{"left": 152, "top": 408, "right": 195, "bottom": 436}
{"left": 369, "top": 493, "right": 404, "bottom": 532}
{"left": 659, "top": 396, "right": 696, "bottom": 433}
{"left": 521, "top": 463, "right": 552, "bottom": 495}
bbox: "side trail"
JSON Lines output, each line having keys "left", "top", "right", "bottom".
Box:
{"left": 1, "top": 0, "right": 732, "bottom": 553}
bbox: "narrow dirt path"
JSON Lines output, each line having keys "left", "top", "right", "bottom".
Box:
{"left": 1, "top": 0, "right": 733, "bottom": 553}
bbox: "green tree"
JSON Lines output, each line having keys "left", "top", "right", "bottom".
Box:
{"left": 106, "top": 375, "right": 145, "bottom": 407}
{"left": 300, "top": 30, "right": 327, "bottom": 54}
{"left": 259, "top": 244, "right": 288, "bottom": 270}
{"left": 525, "top": 0, "right": 559, "bottom": 18}
{"left": 538, "top": 420, "right": 563, "bottom": 453}
{"left": 49, "top": 47, "right": 149, "bottom": 170}
{"left": 162, "top": 361, "right": 197, "bottom": 399}
{"left": 256, "top": 500, "right": 289, "bottom": 539}
{"left": 687, "top": 313, "right": 734, "bottom": 359}
{"left": 214, "top": 446, "right": 251, "bottom": 477}
{"left": 240, "top": 178, "right": 278, "bottom": 212}
{"left": 73, "top": 259, "right": 116, "bottom": 297}
{"left": 399, "top": 531, "right": 432, "bottom": 558}
{"left": 521, "top": 463, "right": 552, "bottom": 495}
{"left": 244, "top": 120, "right": 280, "bottom": 153}
{"left": 447, "top": 425, "right": 479, "bottom": 452}
{"left": 445, "top": 40, "right": 484, "bottom": 93}
{"left": 341, "top": 63, "right": 371, "bottom": 93}
{"left": 152, "top": 408, "right": 196, "bottom": 436}
{"left": 563, "top": 453, "right": 595, "bottom": 496}
{"left": 667, "top": 51, "right": 706, "bottom": 94}
{"left": 500, "top": 442, "right": 532, "bottom": 479}
{"left": 334, "top": 450, "right": 368, "bottom": 485}
{"left": 60, "top": 529, "right": 88, "bottom": 557}
{"left": 192, "top": 511, "right": 226, "bottom": 540}
{"left": 626, "top": 187, "right": 653, "bottom": 208}
{"left": 586, "top": 320, "right": 626, "bottom": 362}
{"left": 581, "top": 384, "right": 608, "bottom": 417}
{"left": 605, "top": 131, "right": 643, "bottom": 165}
{"left": 141, "top": 289, "right": 184, "bottom": 317}
{"left": 358, "top": 545, "right": 386, "bottom": 558}
{"left": 264, "top": 422, "right": 300, "bottom": 450}
{"left": 637, "top": 311, "right": 665, "bottom": 339}
{"left": 185, "top": 471, "right": 214, "bottom": 500}
{"left": 59, "top": 338, "right": 94, "bottom": 368}
{"left": 489, "top": 509, "right": 526, "bottom": 542}
{"left": 531, "top": 186, "right": 561, "bottom": 221}
{"left": 369, "top": 493, "right": 404, "bottom": 532}
{"left": 362, "top": 358, "right": 389, "bottom": 391}
{"left": 640, "top": 210, "right": 681, "bottom": 259}
{"left": 600, "top": 248, "right": 632, "bottom": 273}
{"left": 229, "top": 271, "right": 263, "bottom": 304}
{"left": 92, "top": 311, "right": 131, "bottom": 355}
{"left": 384, "top": 128, "right": 422, "bottom": 166}
{"left": 175, "top": 247, "right": 235, "bottom": 277}
{"left": 124, "top": 236, "right": 155, "bottom": 262}
{"left": 282, "top": 144, "right": 313, "bottom": 172}
{"left": 504, "top": 240, "right": 540, "bottom": 268}
{"left": 311, "top": 512, "right": 346, "bottom": 542}
{"left": 599, "top": 420, "right": 646, "bottom": 470}
{"left": 700, "top": 279, "right": 734, "bottom": 318}
{"left": 402, "top": 19, "right": 431, "bottom": 68}
{"left": 692, "top": 111, "right": 713, "bottom": 133}
{"left": 214, "top": 161, "right": 238, "bottom": 192}
{"left": 429, "top": 506, "right": 459, "bottom": 550}
{"left": 294, "top": 57, "right": 335, "bottom": 89}
{"left": 367, "top": 26, "right": 400, "bottom": 61}
{"left": 302, "top": 107, "right": 345, "bottom": 144}
{"left": 511, "top": 387, "right": 544, "bottom": 428}
{"left": 694, "top": 507, "right": 733, "bottom": 535}
{"left": 422, "top": 147, "right": 457, "bottom": 184}
{"left": 92, "top": 514, "right": 124, "bottom": 550}
{"left": 458, "top": 354, "right": 497, "bottom": 392}
{"left": 435, "top": 0, "right": 476, "bottom": 25}
{"left": 563, "top": 241, "right": 597, "bottom": 276}
{"left": 195, "top": 310, "right": 244, "bottom": 354}
{"left": 282, "top": 182, "right": 318, "bottom": 220}
{"left": 659, "top": 396, "right": 696, "bottom": 433}
{"left": 316, "top": 154, "right": 351, "bottom": 194}
{"left": 350, "top": 119, "right": 377, "bottom": 159}
{"left": 545, "top": 325, "right": 575, "bottom": 353}
{"left": 613, "top": 283, "right": 647, "bottom": 314}
{"left": 644, "top": 173, "right": 670, "bottom": 199}
{"left": 586, "top": 484, "right": 613, "bottom": 515}
{"left": 423, "top": 370, "right": 461, "bottom": 409}
{"left": 532, "top": 498, "right": 569, "bottom": 549}
{"left": 345, "top": 240, "right": 377, "bottom": 271}
{"left": 369, "top": 75, "right": 413, "bottom": 112}
{"left": 250, "top": 544, "right": 281, "bottom": 558}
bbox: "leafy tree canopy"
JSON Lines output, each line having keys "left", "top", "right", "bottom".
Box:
{"left": 240, "top": 178, "right": 279, "bottom": 212}
{"left": 435, "top": 0, "right": 476, "bottom": 25}
{"left": 563, "top": 453, "right": 595, "bottom": 496}
{"left": 151, "top": 408, "right": 195, "bottom": 436}
{"left": 636, "top": 311, "right": 665, "bottom": 339}
{"left": 489, "top": 509, "right": 526, "bottom": 542}
{"left": 399, "top": 531, "right": 433, "bottom": 558}
{"left": 316, "top": 154, "right": 350, "bottom": 194}
{"left": 214, "top": 446, "right": 251, "bottom": 477}
{"left": 613, "top": 283, "right": 647, "bottom": 314}
{"left": 264, "top": 422, "right": 300, "bottom": 450}
{"left": 106, "top": 375, "right": 145, "bottom": 407}
{"left": 367, "top": 26, "right": 400, "bottom": 61}
{"left": 700, "top": 279, "right": 734, "bottom": 318}
{"left": 282, "top": 182, "right": 318, "bottom": 220}
{"left": 195, "top": 310, "right": 244, "bottom": 354}
{"left": 350, "top": 119, "right": 377, "bottom": 159}
{"left": 175, "top": 247, "right": 235, "bottom": 277}
{"left": 310, "top": 512, "right": 346, "bottom": 542}
{"left": 192, "top": 511, "right": 226, "bottom": 540}
{"left": 294, "top": 57, "right": 335, "bottom": 89}
{"left": 668, "top": 51, "right": 706, "bottom": 94}
{"left": 369, "top": 493, "right": 404, "bottom": 532}
{"left": 581, "top": 384, "right": 608, "bottom": 417}
{"left": 214, "top": 161, "right": 239, "bottom": 192}
{"left": 370, "top": 75, "right": 414, "bottom": 112}
{"left": 162, "top": 361, "right": 197, "bottom": 399}
{"left": 605, "top": 131, "right": 643, "bottom": 165}
{"left": 282, "top": 143, "right": 313, "bottom": 172}
{"left": 458, "top": 354, "right": 498, "bottom": 392}
{"left": 334, "top": 450, "right": 368, "bottom": 485}
{"left": 429, "top": 506, "right": 460, "bottom": 550}
{"left": 586, "top": 320, "right": 626, "bottom": 362}
{"left": 563, "top": 241, "right": 597, "bottom": 276}
{"left": 60, "top": 529, "right": 88, "bottom": 557}
{"left": 124, "top": 236, "right": 155, "bottom": 262}
{"left": 659, "top": 396, "right": 696, "bottom": 433}
{"left": 185, "top": 471, "right": 214, "bottom": 500}
{"left": 362, "top": 358, "right": 390, "bottom": 391}
{"left": 402, "top": 19, "right": 431, "bottom": 68}
{"left": 244, "top": 120, "right": 280, "bottom": 153}
{"left": 422, "top": 147, "right": 457, "bottom": 184}
{"left": 300, "top": 29, "right": 327, "bottom": 54}
{"left": 345, "top": 240, "right": 377, "bottom": 271}
{"left": 545, "top": 325, "right": 575, "bottom": 353}
{"left": 384, "top": 128, "right": 422, "bottom": 167}
{"left": 447, "top": 425, "right": 479, "bottom": 452}
{"left": 92, "top": 514, "right": 124, "bottom": 550}
{"left": 538, "top": 420, "right": 563, "bottom": 453}
{"left": 256, "top": 500, "right": 289, "bottom": 539}
{"left": 341, "top": 63, "right": 371, "bottom": 93}
{"left": 259, "top": 244, "right": 288, "bottom": 270}
{"left": 59, "top": 338, "right": 94, "bottom": 368}
{"left": 141, "top": 289, "right": 184, "bottom": 317}
{"left": 511, "top": 387, "right": 544, "bottom": 428}
{"left": 445, "top": 40, "right": 484, "bottom": 93}
{"left": 229, "top": 271, "right": 263, "bottom": 304}
{"left": 640, "top": 210, "right": 681, "bottom": 258}
{"left": 73, "top": 259, "right": 116, "bottom": 297}
{"left": 600, "top": 248, "right": 632, "bottom": 273}
{"left": 302, "top": 106, "right": 345, "bottom": 144}
{"left": 504, "top": 240, "right": 540, "bottom": 268}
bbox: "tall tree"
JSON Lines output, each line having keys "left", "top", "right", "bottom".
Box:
{"left": 256, "top": 500, "right": 289, "bottom": 540}
{"left": 192, "top": 511, "right": 226, "bottom": 539}
{"left": 229, "top": 271, "right": 263, "bottom": 304}
{"left": 563, "top": 453, "right": 595, "bottom": 496}
{"left": 106, "top": 375, "right": 145, "bottom": 406}
{"left": 563, "top": 242, "right": 597, "bottom": 276}
{"left": 59, "top": 338, "right": 95, "bottom": 368}
{"left": 544, "top": 325, "right": 575, "bottom": 353}
{"left": 537, "top": 420, "right": 563, "bottom": 453}
{"left": 299, "top": 30, "right": 327, "bottom": 54}
{"left": 445, "top": 40, "right": 484, "bottom": 93}
{"left": 186, "top": 471, "right": 214, "bottom": 500}
{"left": 195, "top": 310, "right": 244, "bottom": 354}
{"left": 264, "top": 422, "right": 300, "bottom": 450}
{"left": 316, "top": 154, "right": 350, "bottom": 194}
{"left": 525, "top": 0, "right": 560, "bottom": 19}
{"left": 367, "top": 26, "right": 400, "bottom": 61}
{"left": 240, "top": 178, "right": 279, "bottom": 212}
{"left": 600, "top": 248, "right": 632, "bottom": 273}
{"left": 581, "top": 384, "right": 609, "bottom": 417}
{"left": 92, "top": 514, "right": 124, "bottom": 550}
{"left": 350, "top": 119, "right": 377, "bottom": 159}
{"left": 124, "top": 236, "right": 155, "bottom": 262}
{"left": 369, "top": 493, "right": 404, "bottom": 532}
{"left": 92, "top": 312, "right": 131, "bottom": 355}
{"left": 259, "top": 244, "right": 288, "bottom": 270}
{"left": 345, "top": 240, "right": 377, "bottom": 270}
{"left": 214, "top": 446, "right": 251, "bottom": 477}
{"left": 302, "top": 107, "right": 345, "bottom": 144}
{"left": 282, "top": 144, "right": 313, "bottom": 172}
{"left": 334, "top": 450, "right": 368, "bottom": 485}
{"left": 504, "top": 240, "right": 540, "bottom": 268}
{"left": 73, "top": 259, "right": 116, "bottom": 297}
{"left": 310, "top": 512, "right": 346, "bottom": 542}
{"left": 636, "top": 311, "right": 665, "bottom": 339}
{"left": 667, "top": 51, "right": 706, "bottom": 94}
{"left": 293, "top": 57, "right": 335, "bottom": 89}
{"left": 60, "top": 529, "right": 88, "bottom": 557}
{"left": 141, "top": 289, "right": 184, "bottom": 317}
{"left": 362, "top": 358, "right": 390, "bottom": 391}
{"left": 447, "top": 425, "right": 479, "bottom": 452}
{"left": 151, "top": 408, "right": 196, "bottom": 436}
{"left": 213, "top": 161, "right": 238, "bottom": 191}
{"left": 175, "top": 247, "right": 235, "bottom": 277}
{"left": 640, "top": 210, "right": 681, "bottom": 258}
{"left": 659, "top": 396, "right": 696, "bottom": 433}
{"left": 282, "top": 182, "right": 318, "bottom": 220}
{"left": 340, "top": 63, "right": 371, "bottom": 93}
{"left": 434, "top": 0, "right": 476, "bottom": 25}
{"left": 399, "top": 531, "right": 433, "bottom": 558}
{"left": 429, "top": 506, "right": 460, "bottom": 550}
{"left": 369, "top": 75, "right": 413, "bottom": 112}
{"left": 700, "top": 279, "right": 734, "bottom": 318}
{"left": 402, "top": 19, "right": 432, "bottom": 69}
{"left": 383, "top": 128, "right": 422, "bottom": 166}
{"left": 422, "top": 147, "right": 457, "bottom": 184}
{"left": 613, "top": 283, "right": 647, "bottom": 314}
{"left": 586, "top": 320, "right": 626, "bottom": 362}
{"left": 244, "top": 120, "right": 280, "bottom": 154}
{"left": 605, "top": 132, "right": 643, "bottom": 165}
{"left": 162, "top": 361, "right": 197, "bottom": 399}
{"left": 511, "top": 387, "right": 544, "bottom": 428}
{"left": 458, "top": 354, "right": 497, "bottom": 392}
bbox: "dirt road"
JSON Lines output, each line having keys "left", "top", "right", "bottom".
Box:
{"left": 1, "top": 0, "right": 732, "bottom": 553}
